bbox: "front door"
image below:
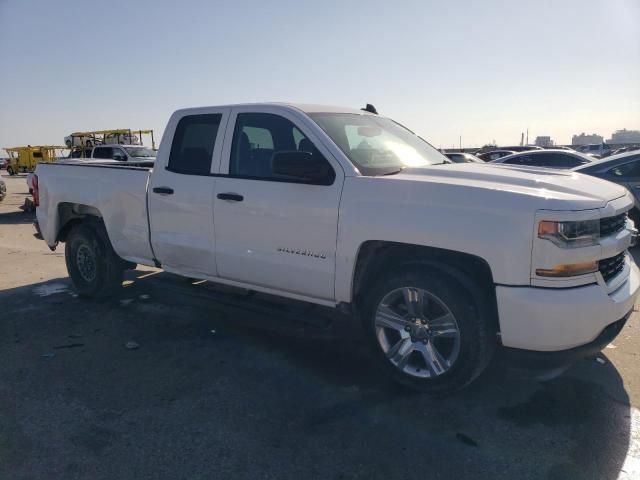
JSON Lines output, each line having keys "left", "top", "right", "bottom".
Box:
{"left": 148, "top": 108, "right": 230, "bottom": 277}
{"left": 213, "top": 108, "right": 343, "bottom": 301}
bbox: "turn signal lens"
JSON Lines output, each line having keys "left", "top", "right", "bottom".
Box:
{"left": 536, "top": 261, "right": 598, "bottom": 277}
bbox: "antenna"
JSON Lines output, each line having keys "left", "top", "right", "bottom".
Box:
{"left": 361, "top": 103, "right": 378, "bottom": 115}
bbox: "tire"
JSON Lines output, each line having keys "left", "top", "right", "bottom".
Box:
{"left": 65, "top": 221, "right": 125, "bottom": 298}
{"left": 362, "top": 264, "right": 496, "bottom": 394}
{"left": 7, "top": 166, "right": 14, "bottom": 176}
{"left": 0, "top": 181, "right": 6, "bottom": 202}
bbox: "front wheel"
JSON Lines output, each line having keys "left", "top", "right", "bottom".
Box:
{"left": 65, "top": 222, "right": 125, "bottom": 298}
{"left": 6, "top": 165, "right": 14, "bottom": 176}
{"left": 363, "top": 265, "right": 496, "bottom": 394}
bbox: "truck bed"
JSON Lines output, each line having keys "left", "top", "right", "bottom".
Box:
{"left": 36, "top": 161, "right": 155, "bottom": 266}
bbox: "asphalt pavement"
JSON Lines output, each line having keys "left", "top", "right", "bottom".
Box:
{"left": 0, "top": 173, "right": 638, "bottom": 479}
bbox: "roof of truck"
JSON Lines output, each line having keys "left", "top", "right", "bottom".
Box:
{"left": 175, "top": 103, "right": 375, "bottom": 116}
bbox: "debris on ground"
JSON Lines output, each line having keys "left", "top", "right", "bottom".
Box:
{"left": 52, "top": 343, "right": 84, "bottom": 350}
{"left": 605, "top": 343, "right": 617, "bottom": 349}
{"left": 125, "top": 341, "right": 140, "bottom": 350}
{"left": 139, "top": 294, "right": 150, "bottom": 300}
{"left": 119, "top": 299, "right": 134, "bottom": 306}
{"left": 456, "top": 432, "right": 478, "bottom": 447}
{"left": 33, "top": 282, "right": 69, "bottom": 297}
{"left": 595, "top": 357, "right": 606, "bottom": 364}
{"left": 19, "top": 197, "right": 35, "bottom": 212}
{"left": 210, "top": 329, "right": 216, "bottom": 335}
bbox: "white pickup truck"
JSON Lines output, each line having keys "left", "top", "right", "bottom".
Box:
{"left": 33, "top": 103, "right": 639, "bottom": 393}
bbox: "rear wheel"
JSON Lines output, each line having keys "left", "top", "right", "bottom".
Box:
{"left": 6, "top": 165, "right": 14, "bottom": 176}
{"left": 363, "top": 265, "right": 496, "bottom": 394}
{"left": 65, "top": 222, "right": 125, "bottom": 298}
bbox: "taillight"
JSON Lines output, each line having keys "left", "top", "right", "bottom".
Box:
{"left": 32, "top": 174, "right": 39, "bottom": 207}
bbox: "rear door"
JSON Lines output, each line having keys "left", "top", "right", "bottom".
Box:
{"left": 212, "top": 106, "right": 343, "bottom": 301}
{"left": 148, "top": 108, "right": 230, "bottom": 277}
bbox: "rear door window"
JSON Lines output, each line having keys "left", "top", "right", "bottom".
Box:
{"left": 168, "top": 114, "right": 222, "bottom": 175}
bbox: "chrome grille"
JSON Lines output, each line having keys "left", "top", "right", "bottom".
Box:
{"left": 598, "top": 252, "right": 626, "bottom": 282}
{"left": 600, "top": 212, "right": 627, "bottom": 237}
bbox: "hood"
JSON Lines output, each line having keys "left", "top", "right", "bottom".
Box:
{"left": 388, "top": 163, "right": 628, "bottom": 211}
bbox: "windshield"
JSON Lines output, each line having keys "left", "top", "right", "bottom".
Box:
{"left": 124, "top": 146, "right": 156, "bottom": 158}
{"left": 309, "top": 113, "right": 448, "bottom": 175}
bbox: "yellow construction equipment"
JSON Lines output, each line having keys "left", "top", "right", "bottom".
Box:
{"left": 4, "top": 146, "right": 69, "bottom": 175}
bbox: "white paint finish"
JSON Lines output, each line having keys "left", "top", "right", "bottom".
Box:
{"left": 213, "top": 105, "right": 344, "bottom": 300}
{"left": 497, "top": 261, "right": 639, "bottom": 351}
{"left": 147, "top": 107, "right": 230, "bottom": 277}
{"left": 35, "top": 163, "right": 154, "bottom": 264}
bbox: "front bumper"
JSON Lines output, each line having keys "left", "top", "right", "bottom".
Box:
{"left": 496, "top": 258, "right": 639, "bottom": 351}
{"left": 503, "top": 311, "right": 631, "bottom": 372}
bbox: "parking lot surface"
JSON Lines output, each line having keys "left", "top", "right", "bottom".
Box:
{"left": 0, "top": 174, "right": 639, "bottom": 479}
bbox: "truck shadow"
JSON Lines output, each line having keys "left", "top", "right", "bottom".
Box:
{"left": 0, "top": 271, "right": 634, "bottom": 479}
{"left": 0, "top": 210, "right": 35, "bottom": 225}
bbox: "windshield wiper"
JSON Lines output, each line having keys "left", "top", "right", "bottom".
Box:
{"left": 381, "top": 167, "right": 405, "bottom": 175}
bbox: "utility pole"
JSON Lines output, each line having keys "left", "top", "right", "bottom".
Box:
{"left": 526, "top": 128, "right": 529, "bottom": 146}
{"left": 459, "top": 136, "right": 462, "bottom": 150}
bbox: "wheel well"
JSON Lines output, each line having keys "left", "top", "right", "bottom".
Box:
{"left": 352, "top": 241, "right": 496, "bottom": 313}
{"left": 56, "top": 203, "right": 103, "bottom": 242}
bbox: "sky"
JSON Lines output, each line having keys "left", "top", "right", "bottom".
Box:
{"left": 0, "top": 0, "right": 639, "bottom": 149}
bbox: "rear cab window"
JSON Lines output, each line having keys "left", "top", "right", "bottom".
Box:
{"left": 168, "top": 114, "right": 222, "bottom": 175}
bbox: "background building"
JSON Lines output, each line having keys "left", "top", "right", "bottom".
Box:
{"left": 607, "top": 129, "right": 640, "bottom": 144}
{"left": 572, "top": 132, "right": 603, "bottom": 145}
{"left": 534, "top": 136, "right": 553, "bottom": 147}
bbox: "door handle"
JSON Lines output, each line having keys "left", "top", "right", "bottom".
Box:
{"left": 153, "top": 186, "right": 174, "bottom": 195}
{"left": 217, "top": 192, "right": 244, "bottom": 202}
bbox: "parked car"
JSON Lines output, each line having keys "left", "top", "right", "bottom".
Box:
{"left": 0, "top": 158, "right": 8, "bottom": 169}
{"left": 62, "top": 145, "right": 156, "bottom": 163}
{"left": 574, "top": 151, "right": 640, "bottom": 223}
{"left": 443, "top": 152, "right": 483, "bottom": 163}
{"left": 476, "top": 150, "right": 517, "bottom": 161}
{"left": 541, "top": 145, "right": 574, "bottom": 151}
{"left": 499, "top": 145, "right": 543, "bottom": 152}
{"left": 489, "top": 149, "right": 593, "bottom": 169}
{"left": 0, "top": 178, "right": 5, "bottom": 202}
{"left": 610, "top": 146, "right": 640, "bottom": 156}
{"left": 575, "top": 144, "right": 612, "bottom": 159}
{"left": 33, "top": 102, "right": 639, "bottom": 393}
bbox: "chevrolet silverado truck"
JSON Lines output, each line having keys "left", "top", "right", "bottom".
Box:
{"left": 33, "top": 103, "right": 640, "bottom": 393}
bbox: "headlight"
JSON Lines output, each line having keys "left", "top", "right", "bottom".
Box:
{"left": 538, "top": 219, "right": 600, "bottom": 248}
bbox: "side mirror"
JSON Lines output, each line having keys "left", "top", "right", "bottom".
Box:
{"left": 271, "top": 151, "right": 334, "bottom": 185}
